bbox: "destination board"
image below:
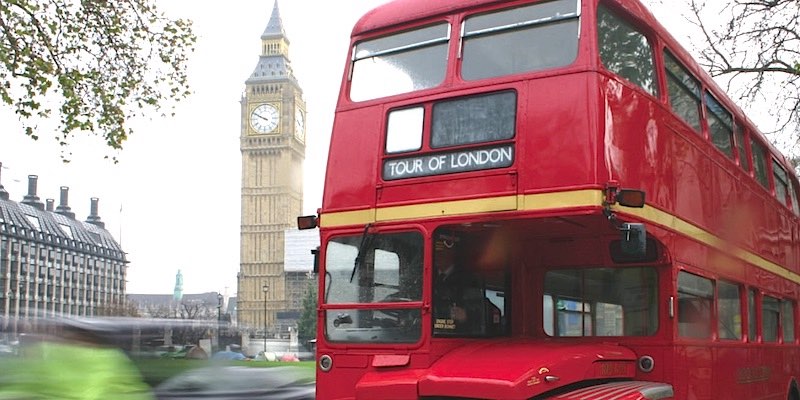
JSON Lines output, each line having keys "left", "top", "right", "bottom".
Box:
{"left": 383, "top": 144, "right": 514, "bottom": 180}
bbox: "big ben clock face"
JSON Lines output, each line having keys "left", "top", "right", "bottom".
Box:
{"left": 294, "top": 108, "right": 305, "bottom": 142}
{"left": 250, "top": 103, "right": 280, "bottom": 134}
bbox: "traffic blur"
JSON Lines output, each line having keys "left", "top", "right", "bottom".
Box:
{"left": 0, "top": 317, "right": 315, "bottom": 399}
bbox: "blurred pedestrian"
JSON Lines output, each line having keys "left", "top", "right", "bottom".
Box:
{"left": 0, "top": 318, "right": 153, "bottom": 400}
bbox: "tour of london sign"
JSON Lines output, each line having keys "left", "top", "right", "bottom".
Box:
{"left": 383, "top": 144, "right": 514, "bottom": 180}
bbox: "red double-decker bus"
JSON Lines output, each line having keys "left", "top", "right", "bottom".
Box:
{"left": 298, "top": 0, "right": 800, "bottom": 398}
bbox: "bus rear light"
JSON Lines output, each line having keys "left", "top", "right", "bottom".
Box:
{"left": 616, "top": 189, "right": 645, "bottom": 208}
{"left": 603, "top": 182, "right": 645, "bottom": 208}
{"left": 638, "top": 355, "right": 655, "bottom": 373}
{"left": 320, "top": 354, "right": 333, "bottom": 372}
{"left": 297, "top": 215, "right": 318, "bottom": 230}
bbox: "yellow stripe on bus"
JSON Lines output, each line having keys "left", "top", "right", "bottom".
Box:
{"left": 625, "top": 206, "right": 800, "bottom": 284}
{"left": 518, "top": 189, "right": 604, "bottom": 211}
{"left": 319, "top": 189, "right": 603, "bottom": 227}
{"left": 376, "top": 195, "right": 518, "bottom": 221}
{"left": 319, "top": 208, "right": 375, "bottom": 227}
{"left": 318, "top": 189, "right": 800, "bottom": 284}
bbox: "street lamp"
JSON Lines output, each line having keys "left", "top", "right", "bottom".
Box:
{"left": 216, "top": 293, "right": 223, "bottom": 352}
{"left": 262, "top": 283, "right": 269, "bottom": 356}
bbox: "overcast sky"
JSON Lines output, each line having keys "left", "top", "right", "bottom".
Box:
{"left": 0, "top": 1, "right": 705, "bottom": 296}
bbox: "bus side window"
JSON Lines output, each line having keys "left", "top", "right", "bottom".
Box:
{"left": 544, "top": 295, "right": 555, "bottom": 336}
{"left": 597, "top": 5, "right": 657, "bottom": 96}
{"left": 772, "top": 159, "right": 790, "bottom": 208}
{"left": 484, "top": 293, "right": 503, "bottom": 335}
{"left": 704, "top": 91, "right": 734, "bottom": 159}
{"left": 782, "top": 299, "right": 795, "bottom": 343}
{"left": 762, "top": 295, "right": 780, "bottom": 342}
{"left": 663, "top": 50, "right": 702, "bottom": 133}
{"left": 734, "top": 125, "right": 751, "bottom": 173}
{"left": 677, "top": 271, "right": 713, "bottom": 339}
{"left": 751, "top": 138, "right": 770, "bottom": 189}
{"left": 748, "top": 288, "right": 758, "bottom": 342}
{"left": 717, "top": 280, "right": 742, "bottom": 340}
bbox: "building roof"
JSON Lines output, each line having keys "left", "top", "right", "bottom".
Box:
{"left": 246, "top": 1, "right": 298, "bottom": 85}
{"left": 247, "top": 57, "right": 295, "bottom": 84}
{"left": 0, "top": 174, "right": 124, "bottom": 260}
{"left": 261, "top": 1, "right": 288, "bottom": 41}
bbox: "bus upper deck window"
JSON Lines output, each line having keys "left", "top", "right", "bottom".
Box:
{"left": 751, "top": 139, "right": 769, "bottom": 189}
{"left": 704, "top": 92, "right": 734, "bottom": 158}
{"left": 350, "top": 23, "right": 449, "bottom": 102}
{"left": 431, "top": 91, "right": 516, "bottom": 148}
{"left": 734, "top": 126, "right": 751, "bottom": 172}
{"left": 664, "top": 51, "right": 702, "bottom": 133}
{"left": 598, "top": 5, "right": 657, "bottom": 96}
{"left": 461, "top": 0, "right": 580, "bottom": 81}
{"left": 772, "top": 160, "right": 790, "bottom": 206}
{"left": 386, "top": 107, "right": 424, "bottom": 154}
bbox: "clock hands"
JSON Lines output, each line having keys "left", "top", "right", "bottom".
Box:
{"left": 252, "top": 112, "right": 273, "bottom": 122}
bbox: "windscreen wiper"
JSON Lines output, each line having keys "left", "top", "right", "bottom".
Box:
{"left": 350, "top": 223, "right": 374, "bottom": 283}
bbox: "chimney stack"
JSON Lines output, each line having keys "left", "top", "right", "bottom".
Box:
{"left": 20, "top": 175, "right": 44, "bottom": 210}
{"left": 86, "top": 197, "right": 104, "bottom": 228}
{"left": 46, "top": 199, "right": 54, "bottom": 212}
{"left": 0, "top": 162, "right": 8, "bottom": 201}
{"left": 55, "top": 186, "right": 76, "bottom": 219}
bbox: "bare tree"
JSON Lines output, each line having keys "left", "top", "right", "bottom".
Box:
{"left": 96, "top": 298, "right": 141, "bottom": 317}
{"left": 143, "top": 303, "right": 174, "bottom": 319}
{"left": 676, "top": 0, "right": 800, "bottom": 157}
{"left": 177, "top": 300, "right": 216, "bottom": 320}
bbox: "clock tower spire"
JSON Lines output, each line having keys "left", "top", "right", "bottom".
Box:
{"left": 238, "top": 0, "right": 306, "bottom": 335}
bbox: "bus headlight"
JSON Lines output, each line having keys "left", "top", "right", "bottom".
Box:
{"left": 319, "top": 354, "right": 333, "bottom": 372}
{"left": 638, "top": 355, "right": 654, "bottom": 373}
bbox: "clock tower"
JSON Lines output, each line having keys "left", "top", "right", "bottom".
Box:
{"left": 238, "top": 1, "right": 306, "bottom": 334}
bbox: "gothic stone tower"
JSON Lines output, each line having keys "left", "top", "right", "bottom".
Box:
{"left": 238, "top": 1, "right": 306, "bottom": 333}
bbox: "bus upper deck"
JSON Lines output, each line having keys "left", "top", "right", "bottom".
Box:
{"left": 321, "top": 0, "right": 798, "bottom": 274}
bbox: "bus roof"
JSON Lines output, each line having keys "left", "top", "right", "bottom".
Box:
{"left": 351, "top": 0, "right": 658, "bottom": 37}
{"left": 352, "top": 0, "right": 506, "bottom": 36}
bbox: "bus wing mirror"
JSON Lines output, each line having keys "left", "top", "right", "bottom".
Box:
{"left": 311, "top": 247, "right": 320, "bottom": 274}
{"left": 620, "top": 223, "right": 646, "bottom": 257}
{"left": 297, "top": 215, "right": 318, "bottom": 230}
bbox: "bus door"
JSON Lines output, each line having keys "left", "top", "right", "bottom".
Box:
{"left": 675, "top": 270, "right": 713, "bottom": 399}
{"left": 711, "top": 280, "right": 748, "bottom": 399}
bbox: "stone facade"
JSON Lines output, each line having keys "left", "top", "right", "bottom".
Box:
{"left": 0, "top": 173, "right": 127, "bottom": 336}
{"left": 237, "top": 1, "right": 306, "bottom": 334}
